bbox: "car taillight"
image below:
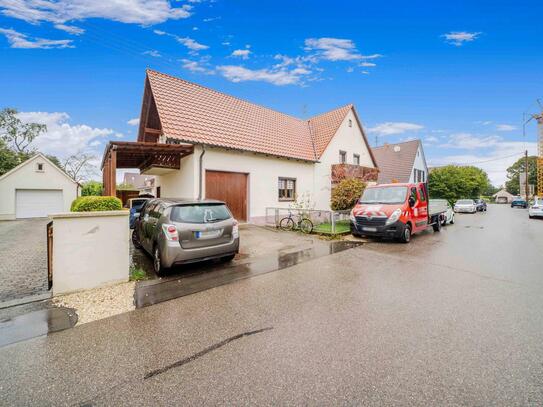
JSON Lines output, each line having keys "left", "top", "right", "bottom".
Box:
{"left": 162, "top": 224, "right": 179, "bottom": 241}
{"left": 232, "top": 220, "right": 239, "bottom": 238}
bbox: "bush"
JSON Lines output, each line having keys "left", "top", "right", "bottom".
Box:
{"left": 81, "top": 181, "right": 103, "bottom": 196}
{"left": 330, "top": 178, "right": 366, "bottom": 211}
{"left": 71, "top": 196, "right": 122, "bottom": 212}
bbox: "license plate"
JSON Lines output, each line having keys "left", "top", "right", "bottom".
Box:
{"left": 362, "top": 227, "right": 377, "bottom": 232}
{"left": 194, "top": 230, "right": 222, "bottom": 239}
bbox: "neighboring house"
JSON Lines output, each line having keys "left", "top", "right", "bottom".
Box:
{"left": 371, "top": 139, "right": 428, "bottom": 184}
{"left": 0, "top": 153, "right": 79, "bottom": 220}
{"left": 101, "top": 69, "right": 378, "bottom": 223}
{"left": 493, "top": 189, "right": 515, "bottom": 204}
{"left": 122, "top": 173, "right": 157, "bottom": 195}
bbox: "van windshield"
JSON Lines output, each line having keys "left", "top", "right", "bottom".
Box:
{"left": 170, "top": 204, "right": 231, "bottom": 223}
{"left": 360, "top": 186, "right": 408, "bottom": 204}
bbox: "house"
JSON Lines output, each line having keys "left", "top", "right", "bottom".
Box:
{"left": 101, "top": 69, "right": 378, "bottom": 223}
{"left": 122, "top": 173, "right": 157, "bottom": 196}
{"left": 371, "top": 139, "right": 428, "bottom": 184}
{"left": 493, "top": 188, "right": 515, "bottom": 204}
{"left": 0, "top": 153, "right": 79, "bottom": 219}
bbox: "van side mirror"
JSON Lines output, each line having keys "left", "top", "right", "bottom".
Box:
{"left": 408, "top": 197, "right": 416, "bottom": 207}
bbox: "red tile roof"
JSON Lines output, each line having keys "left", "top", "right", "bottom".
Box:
{"left": 145, "top": 70, "right": 374, "bottom": 163}
{"left": 371, "top": 139, "right": 421, "bottom": 183}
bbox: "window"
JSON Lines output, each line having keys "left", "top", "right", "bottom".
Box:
{"left": 353, "top": 154, "right": 360, "bottom": 165}
{"left": 278, "top": 177, "right": 296, "bottom": 201}
{"left": 422, "top": 171, "right": 425, "bottom": 183}
{"left": 170, "top": 204, "right": 231, "bottom": 223}
{"left": 348, "top": 119, "right": 352, "bottom": 127}
{"left": 410, "top": 187, "right": 418, "bottom": 203}
{"left": 36, "top": 162, "right": 44, "bottom": 172}
{"left": 339, "top": 150, "right": 347, "bottom": 164}
{"left": 418, "top": 187, "right": 426, "bottom": 202}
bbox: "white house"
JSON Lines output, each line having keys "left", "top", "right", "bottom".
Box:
{"left": 371, "top": 139, "right": 428, "bottom": 184}
{"left": 101, "top": 70, "right": 378, "bottom": 223}
{"left": 0, "top": 153, "right": 79, "bottom": 220}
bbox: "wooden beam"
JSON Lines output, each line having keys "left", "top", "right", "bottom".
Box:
{"left": 110, "top": 147, "right": 117, "bottom": 198}
{"left": 144, "top": 127, "right": 161, "bottom": 135}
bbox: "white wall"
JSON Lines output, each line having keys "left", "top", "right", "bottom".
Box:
{"left": 157, "top": 152, "right": 198, "bottom": 198}
{"left": 313, "top": 109, "right": 375, "bottom": 210}
{"left": 408, "top": 144, "right": 428, "bottom": 183}
{"left": 51, "top": 211, "right": 129, "bottom": 295}
{"left": 0, "top": 155, "right": 79, "bottom": 220}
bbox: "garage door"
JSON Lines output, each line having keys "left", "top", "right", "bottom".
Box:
{"left": 205, "top": 170, "right": 248, "bottom": 221}
{"left": 16, "top": 189, "right": 63, "bottom": 219}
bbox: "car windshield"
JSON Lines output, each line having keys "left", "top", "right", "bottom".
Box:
{"left": 359, "top": 186, "right": 407, "bottom": 204}
{"left": 170, "top": 204, "right": 231, "bottom": 223}
{"left": 457, "top": 200, "right": 474, "bottom": 205}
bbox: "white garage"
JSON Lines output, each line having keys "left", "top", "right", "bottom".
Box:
{"left": 0, "top": 154, "right": 79, "bottom": 220}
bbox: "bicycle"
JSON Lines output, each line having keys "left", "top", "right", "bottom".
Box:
{"left": 279, "top": 210, "right": 313, "bottom": 234}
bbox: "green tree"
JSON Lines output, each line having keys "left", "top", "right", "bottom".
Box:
{"left": 0, "top": 108, "right": 46, "bottom": 153}
{"left": 0, "top": 139, "right": 22, "bottom": 176}
{"left": 504, "top": 156, "right": 538, "bottom": 196}
{"left": 331, "top": 178, "right": 366, "bottom": 210}
{"left": 428, "top": 165, "right": 491, "bottom": 204}
{"left": 81, "top": 181, "right": 103, "bottom": 196}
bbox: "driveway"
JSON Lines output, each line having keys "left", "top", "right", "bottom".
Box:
{"left": 0, "top": 219, "right": 50, "bottom": 304}
{"left": 2, "top": 205, "right": 543, "bottom": 405}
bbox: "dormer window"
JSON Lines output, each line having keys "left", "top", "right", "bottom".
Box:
{"left": 36, "top": 162, "right": 44, "bottom": 172}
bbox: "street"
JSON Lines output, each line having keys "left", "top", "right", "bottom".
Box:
{"left": 1, "top": 204, "right": 543, "bottom": 405}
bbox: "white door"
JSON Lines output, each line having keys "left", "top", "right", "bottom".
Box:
{"left": 16, "top": 189, "right": 64, "bottom": 218}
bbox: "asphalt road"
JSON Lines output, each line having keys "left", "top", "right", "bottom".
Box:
{"left": 1, "top": 204, "right": 543, "bottom": 405}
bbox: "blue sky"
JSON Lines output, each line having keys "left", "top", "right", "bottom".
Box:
{"left": 0, "top": 0, "right": 542, "bottom": 185}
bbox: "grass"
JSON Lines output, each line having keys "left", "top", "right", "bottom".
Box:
{"left": 129, "top": 265, "right": 148, "bottom": 281}
{"left": 313, "top": 220, "right": 351, "bottom": 235}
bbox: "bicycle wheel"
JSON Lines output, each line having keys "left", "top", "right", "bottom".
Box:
{"left": 279, "top": 217, "right": 295, "bottom": 231}
{"left": 299, "top": 218, "right": 313, "bottom": 234}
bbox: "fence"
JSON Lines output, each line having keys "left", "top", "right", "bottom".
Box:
{"left": 265, "top": 207, "right": 352, "bottom": 235}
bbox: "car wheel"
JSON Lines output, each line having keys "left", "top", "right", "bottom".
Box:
{"left": 400, "top": 224, "right": 411, "bottom": 243}
{"left": 441, "top": 215, "right": 447, "bottom": 226}
{"left": 132, "top": 229, "right": 142, "bottom": 249}
{"left": 153, "top": 246, "right": 167, "bottom": 276}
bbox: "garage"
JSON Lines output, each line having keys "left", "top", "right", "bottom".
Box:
{"left": 205, "top": 170, "right": 248, "bottom": 221}
{"left": 16, "top": 189, "right": 64, "bottom": 219}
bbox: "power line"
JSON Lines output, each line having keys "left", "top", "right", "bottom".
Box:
{"left": 430, "top": 151, "right": 525, "bottom": 168}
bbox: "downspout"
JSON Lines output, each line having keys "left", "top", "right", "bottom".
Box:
{"left": 197, "top": 144, "right": 206, "bottom": 200}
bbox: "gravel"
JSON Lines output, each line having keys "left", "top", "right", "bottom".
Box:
{"left": 52, "top": 282, "right": 135, "bottom": 324}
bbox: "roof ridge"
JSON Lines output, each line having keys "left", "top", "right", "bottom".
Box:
{"left": 373, "top": 138, "right": 421, "bottom": 149}
{"left": 307, "top": 103, "right": 353, "bottom": 121}
{"left": 146, "top": 69, "right": 308, "bottom": 124}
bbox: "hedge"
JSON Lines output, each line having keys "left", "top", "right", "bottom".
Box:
{"left": 71, "top": 196, "right": 122, "bottom": 212}
{"left": 330, "top": 178, "right": 366, "bottom": 211}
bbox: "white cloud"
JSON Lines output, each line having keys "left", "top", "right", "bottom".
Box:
{"left": 367, "top": 122, "right": 424, "bottom": 136}
{"left": 17, "top": 111, "right": 122, "bottom": 162}
{"left": 442, "top": 31, "right": 481, "bottom": 46}
{"left": 127, "top": 118, "right": 140, "bottom": 126}
{"left": 231, "top": 49, "right": 250, "bottom": 59}
{"left": 181, "top": 58, "right": 215, "bottom": 74}
{"left": 0, "top": 0, "right": 192, "bottom": 26}
{"left": 425, "top": 135, "right": 439, "bottom": 144}
{"left": 441, "top": 132, "right": 502, "bottom": 149}
{"left": 0, "top": 27, "right": 73, "bottom": 48}
{"left": 217, "top": 65, "right": 311, "bottom": 86}
{"left": 496, "top": 124, "right": 517, "bottom": 132}
{"left": 304, "top": 37, "right": 362, "bottom": 61}
{"left": 53, "top": 24, "right": 84, "bottom": 35}
{"left": 153, "top": 30, "right": 208, "bottom": 54}
{"left": 359, "top": 62, "right": 376, "bottom": 67}
{"left": 143, "top": 50, "right": 161, "bottom": 57}
{"left": 203, "top": 16, "right": 220, "bottom": 22}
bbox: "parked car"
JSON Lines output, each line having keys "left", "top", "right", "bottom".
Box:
{"left": 529, "top": 196, "right": 543, "bottom": 218}
{"left": 511, "top": 196, "right": 528, "bottom": 208}
{"left": 454, "top": 199, "right": 477, "bottom": 213}
{"left": 349, "top": 182, "right": 447, "bottom": 243}
{"left": 128, "top": 197, "right": 152, "bottom": 229}
{"left": 132, "top": 198, "right": 239, "bottom": 275}
{"left": 474, "top": 198, "right": 487, "bottom": 212}
{"left": 431, "top": 199, "right": 455, "bottom": 225}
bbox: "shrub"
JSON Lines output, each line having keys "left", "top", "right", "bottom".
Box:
{"left": 330, "top": 178, "right": 366, "bottom": 211}
{"left": 81, "top": 181, "right": 103, "bottom": 196}
{"left": 71, "top": 196, "right": 122, "bottom": 212}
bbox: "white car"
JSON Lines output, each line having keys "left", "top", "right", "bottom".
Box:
{"left": 454, "top": 199, "right": 477, "bottom": 213}
{"left": 431, "top": 199, "right": 455, "bottom": 225}
{"left": 529, "top": 197, "right": 543, "bottom": 219}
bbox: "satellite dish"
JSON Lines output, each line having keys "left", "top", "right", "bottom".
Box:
{"left": 393, "top": 145, "right": 401, "bottom": 152}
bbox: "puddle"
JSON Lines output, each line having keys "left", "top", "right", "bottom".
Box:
{"left": 135, "top": 240, "right": 362, "bottom": 308}
{"left": 0, "top": 307, "right": 78, "bottom": 348}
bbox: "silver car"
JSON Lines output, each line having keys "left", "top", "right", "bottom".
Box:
{"left": 132, "top": 198, "right": 240, "bottom": 275}
{"left": 454, "top": 199, "right": 477, "bottom": 213}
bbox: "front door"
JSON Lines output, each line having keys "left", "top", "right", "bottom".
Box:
{"left": 205, "top": 170, "right": 248, "bottom": 221}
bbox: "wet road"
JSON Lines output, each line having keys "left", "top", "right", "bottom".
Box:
{"left": 1, "top": 205, "right": 543, "bottom": 405}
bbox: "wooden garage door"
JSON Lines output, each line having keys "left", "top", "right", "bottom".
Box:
{"left": 205, "top": 170, "right": 248, "bottom": 221}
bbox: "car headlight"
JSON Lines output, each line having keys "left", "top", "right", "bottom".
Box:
{"left": 349, "top": 209, "right": 356, "bottom": 222}
{"left": 386, "top": 208, "right": 402, "bottom": 225}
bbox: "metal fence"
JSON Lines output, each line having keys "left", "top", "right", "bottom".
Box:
{"left": 265, "top": 207, "right": 352, "bottom": 235}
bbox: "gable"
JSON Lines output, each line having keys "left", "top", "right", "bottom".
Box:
{"left": 0, "top": 153, "right": 77, "bottom": 185}
{"left": 372, "top": 140, "right": 421, "bottom": 184}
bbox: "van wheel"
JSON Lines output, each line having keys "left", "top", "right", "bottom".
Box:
{"left": 153, "top": 246, "right": 167, "bottom": 276}
{"left": 433, "top": 220, "right": 442, "bottom": 232}
{"left": 400, "top": 225, "right": 411, "bottom": 243}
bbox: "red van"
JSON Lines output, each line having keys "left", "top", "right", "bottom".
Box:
{"left": 349, "top": 183, "right": 447, "bottom": 243}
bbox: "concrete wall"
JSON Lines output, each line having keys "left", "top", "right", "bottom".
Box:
{"left": 51, "top": 211, "right": 129, "bottom": 295}
{"left": 313, "top": 110, "right": 376, "bottom": 210}
{"left": 0, "top": 154, "right": 79, "bottom": 220}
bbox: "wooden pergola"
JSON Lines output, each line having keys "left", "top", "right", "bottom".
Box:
{"left": 101, "top": 141, "right": 194, "bottom": 197}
